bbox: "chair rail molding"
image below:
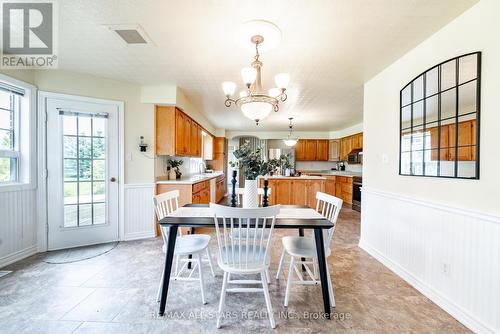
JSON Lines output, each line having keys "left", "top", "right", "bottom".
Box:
{"left": 360, "top": 187, "right": 499, "bottom": 334}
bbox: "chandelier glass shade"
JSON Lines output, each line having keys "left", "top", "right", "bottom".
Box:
{"left": 283, "top": 117, "right": 298, "bottom": 147}
{"left": 222, "top": 35, "right": 289, "bottom": 125}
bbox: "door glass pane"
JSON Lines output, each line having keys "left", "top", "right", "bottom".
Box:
{"left": 64, "top": 182, "right": 77, "bottom": 204}
{"left": 62, "top": 113, "right": 107, "bottom": 227}
{"left": 79, "top": 204, "right": 92, "bottom": 226}
{"left": 64, "top": 205, "right": 78, "bottom": 227}
{"left": 63, "top": 136, "right": 77, "bottom": 158}
{"left": 93, "top": 203, "right": 105, "bottom": 225}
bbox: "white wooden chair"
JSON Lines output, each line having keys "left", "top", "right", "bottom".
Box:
{"left": 275, "top": 192, "right": 342, "bottom": 308}
{"left": 153, "top": 190, "right": 215, "bottom": 305}
{"left": 210, "top": 203, "right": 281, "bottom": 329}
{"left": 234, "top": 187, "right": 272, "bottom": 206}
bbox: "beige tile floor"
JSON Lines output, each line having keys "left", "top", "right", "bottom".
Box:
{"left": 0, "top": 207, "right": 470, "bottom": 333}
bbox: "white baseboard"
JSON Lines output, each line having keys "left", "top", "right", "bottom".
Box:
{"left": 122, "top": 231, "right": 156, "bottom": 241}
{"left": 0, "top": 245, "right": 38, "bottom": 269}
{"left": 359, "top": 239, "right": 495, "bottom": 334}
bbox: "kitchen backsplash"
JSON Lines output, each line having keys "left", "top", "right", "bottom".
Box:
{"left": 155, "top": 155, "right": 204, "bottom": 177}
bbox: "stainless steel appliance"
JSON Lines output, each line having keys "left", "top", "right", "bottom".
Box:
{"left": 352, "top": 176, "right": 362, "bottom": 212}
{"left": 347, "top": 149, "right": 363, "bottom": 164}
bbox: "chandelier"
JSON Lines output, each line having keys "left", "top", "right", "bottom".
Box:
{"left": 222, "top": 34, "right": 289, "bottom": 125}
{"left": 283, "top": 117, "right": 298, "bottom": 147}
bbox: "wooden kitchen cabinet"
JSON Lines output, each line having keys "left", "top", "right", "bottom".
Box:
{"left": 290, "top": 179, "right": 307, "bottom": 206}
{"left": 316, "top": 140, "right": 329, "bottom": 161}
{"left": 339, "top": 132, "right": 363, "bottom": 161}
{"left": 260, "top": 178, "right": 325, "bottom": 208}
{"left": 295, "top": 140, "right": 306, "bottom": 161}
{"left": 295, "top": 139, "right": 328, "bottom": 161}
{"left": 328, "top": 140, "right": 340, "bottom": 161}
{"left": 307, "top": 179, "right": 325, "bottom": 208}
{"left": 274, "top": 180, "right": 292, "bottom": 205}
{"left": 428, "top": 119, "right": 476, "bottom": 161}
{"left": 155, "top": 105, "right": 202, "bottom": 157}
{"left": 335, "top": 176, "right": 352, "bottom": 205}
{"left": 324, "top": 176, "right": 336, "bottom": 196}
{"left": 305, "top": 140, "right": 317, "bottom": 161}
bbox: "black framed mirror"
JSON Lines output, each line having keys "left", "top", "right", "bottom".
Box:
{"left": 399, "top": 52, "right": 481, "bottom": 179}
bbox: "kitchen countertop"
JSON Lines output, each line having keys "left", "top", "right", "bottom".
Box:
{"left": 156, "top": 172, "right": 224, "bottom": 185}
{"left": 299, "top": 170, "right": 362, "bottom": 178}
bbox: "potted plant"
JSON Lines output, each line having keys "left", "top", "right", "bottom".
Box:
{"left": 230, "top": 141, "right": 268, "bottom": 207}
{"left": 279, "top": 153, "right": 293, "bottom": 176}
{"left": 167, "top": 159, "right": 184, "bottom": 179}
{"left": 267, "top": 158, "right": 280, "bottom": 176}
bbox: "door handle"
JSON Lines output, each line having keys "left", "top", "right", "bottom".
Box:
{"left": 110, "top": 177, "right": 117, "bottom": 182}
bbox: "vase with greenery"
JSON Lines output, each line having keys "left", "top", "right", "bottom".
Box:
{"left": 167, "top": 159, "right": 184, "bottom": 179}
{"left": 230, "top": 141, "right": 268, "bottom": 207}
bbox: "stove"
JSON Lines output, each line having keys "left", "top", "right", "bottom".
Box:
{"left": 352, "top": 176, "right": 362, "bottom": 212}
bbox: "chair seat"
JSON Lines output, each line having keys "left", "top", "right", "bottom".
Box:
{"left": 282, "top": 236, "right": 331, "bottom": 258}
{"left": 162, "top": 234, "right": 211, "bottom": 255}
{"left": 217, "top": 245, "right": 270, "bottom": 273}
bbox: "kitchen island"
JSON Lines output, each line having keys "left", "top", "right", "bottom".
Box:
{"left": 299, "top": 170, "right": 362, "bottom": 206}
{"left": 258, "top": 175, "right": 326, "bottom": 208}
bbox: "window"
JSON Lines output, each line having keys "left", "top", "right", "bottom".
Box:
{"left": 0, "top": 86, "right": 22, "bottom": 183}
{"left": 0, "top": 75, "right": 36, "bottom": 191}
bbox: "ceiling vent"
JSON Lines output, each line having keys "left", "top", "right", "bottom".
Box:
{"left": 104, "top": 24, "right": 154, "bottom": 46}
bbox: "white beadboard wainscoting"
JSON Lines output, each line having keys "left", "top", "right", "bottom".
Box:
{"left": 123, "top": 183, "right": 156, "bottom": 240}
{"left": 360, "top": 187, "right": 500, "bottom": 334}
{"left": 0, "top": 189, "right": 38, "bottom": 268}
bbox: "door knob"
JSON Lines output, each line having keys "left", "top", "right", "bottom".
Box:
{"left": 110, "top": 177, "right": 117, "bottom": 182}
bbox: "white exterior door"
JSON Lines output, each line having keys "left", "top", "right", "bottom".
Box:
{"left": 46, "top": 96, "right": 120, "bottom": 250}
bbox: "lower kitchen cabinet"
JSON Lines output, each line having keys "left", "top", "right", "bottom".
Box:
{"left": 335, "top": 176, "right": 352, "bottom": 205}
{"left": 259, "top": 178, "right": 325, "bottom": 208}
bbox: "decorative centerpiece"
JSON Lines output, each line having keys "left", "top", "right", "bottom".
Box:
{"left": 167, "top": 159, "right": 183, "bottom": 179}
{"left": 230, "top": 141, "right": 268, "bottom": 208}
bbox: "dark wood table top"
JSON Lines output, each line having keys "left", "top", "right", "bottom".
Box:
{"left": 159, "top": 204, "right": 333, "bottom": 229}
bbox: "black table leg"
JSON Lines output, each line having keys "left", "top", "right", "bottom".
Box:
{"left": 298, "top": 228, "right": 306, "bottom": 271}
{"left": 159, "top": 225, "right": 178, "bottom": 316}
{"left": 314, "top": 228, "right": 331, "bottom": 319}
{"left": 187, "top": 227, "right": 195, "bottom": 269}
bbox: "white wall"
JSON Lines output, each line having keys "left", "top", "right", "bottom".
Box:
{"left": 361, "top": 1, "right": 500, "bottom": 333}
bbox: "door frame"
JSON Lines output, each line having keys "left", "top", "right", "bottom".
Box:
{"left": 37, "top": 91, "right": 125, "bottom": 252}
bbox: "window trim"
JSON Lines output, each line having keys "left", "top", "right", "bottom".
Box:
{"left": 0, "top": 74, "right": 37, "bottom": 193}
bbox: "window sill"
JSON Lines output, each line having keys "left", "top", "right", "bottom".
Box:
{"left": 0, "top": 182, "right": 36, "bottom": 193}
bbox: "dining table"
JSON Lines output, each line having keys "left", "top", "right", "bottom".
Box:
{"left": 158, "top": 204, "right": 334, "bottom": 319}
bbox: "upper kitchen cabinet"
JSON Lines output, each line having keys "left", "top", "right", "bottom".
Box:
{"left": 202, "top": 132, "right": 214, "bottom": 160}
{"left": 328, "top": 139, "right": 340, "bottom": 161}
{"left": 155, "top": 106, "right": 202, "bottom": 157}
{"left": 295, "top": 139, "right": 329, "bottom": 161}
{"left": 339, "top": 132, "right": 363, "bottom": 160}
{"left": 295, "top": 140, "right": 306, "bottom": 160}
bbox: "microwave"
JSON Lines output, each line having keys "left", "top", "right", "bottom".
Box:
{"left": 347, "top": 150, "right": 362, "bottom": 164}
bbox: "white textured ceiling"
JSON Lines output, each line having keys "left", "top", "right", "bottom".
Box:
{"left": 57, "top": 0, "right": 477, "bottom": 131}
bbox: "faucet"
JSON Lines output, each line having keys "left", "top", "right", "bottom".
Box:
{"left": 199, "top": 161, "right": 206, "bottom": 174}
